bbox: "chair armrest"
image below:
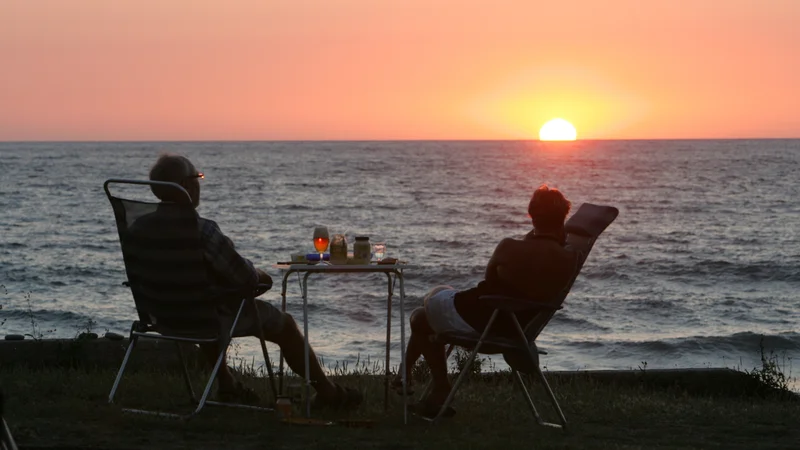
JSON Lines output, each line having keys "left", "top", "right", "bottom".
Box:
{"left": 478, "top": 295, "right": 562, "bottom": 312}
{"left": 205, "top": 283, "right": 274, "bottom": 302}
{"left": 123, "top": 281, "right": 271, "bottom": 300}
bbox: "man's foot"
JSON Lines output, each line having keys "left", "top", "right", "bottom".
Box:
{"left": 218, "top": 381, "right": 261, "bottom": 405}
{"left": 311, "top": 383, "right": 363, "bottom": 410}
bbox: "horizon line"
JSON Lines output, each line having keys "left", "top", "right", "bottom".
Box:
{"left": 2, "top": 137, "right": 800, "bottom": 144}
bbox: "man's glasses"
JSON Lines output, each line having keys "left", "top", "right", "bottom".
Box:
{"left": 188, "top": 172, "right": 204, "bottom": 180}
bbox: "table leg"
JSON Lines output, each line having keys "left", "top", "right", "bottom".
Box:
{"left": 302, "top": 272, "right": 312, "bottom": 418}
{"left": 398, "top": 269, "right": 408, "bottom": 424}
{"left": 384, "top": 272, "right": 393, "bottom": 411}
{"left": 278, "top": 270, "right": 293, "bottom": 395}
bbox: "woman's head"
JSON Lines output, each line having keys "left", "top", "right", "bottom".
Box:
{"left": 528, "top": 185, "right": 571, "bottom": 233}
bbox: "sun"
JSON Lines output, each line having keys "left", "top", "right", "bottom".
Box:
{"left": 539, "top": 118, "right": 577, "bottom": 141}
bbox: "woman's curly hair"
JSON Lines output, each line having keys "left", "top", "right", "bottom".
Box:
{"left": 527, "top": 185, "right": 571, "bottom": 232}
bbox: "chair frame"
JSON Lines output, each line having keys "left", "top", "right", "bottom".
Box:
{"left": 425, "top": 297, "right": 567, "bottom": 429}
{"left": 104, "top": 178, "right": 278, "bottom": 419}
{"left": 1, "top": 390, "right": 19, "bottom": 450}
{"left": 423, "top": 203, "right": 618, "bottom": 429}
{"left": 1, "top": 418, "right": 17, "bottom": 450}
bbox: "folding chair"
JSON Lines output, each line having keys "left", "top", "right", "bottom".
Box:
{"left": 104, "top": 179, "right": 278, "bottom": 419}
{"left": 426, "top": 203, "right": 619, "bottom": 428}
{"left": 1, "top": 390, "right": 19, "bottom": 450}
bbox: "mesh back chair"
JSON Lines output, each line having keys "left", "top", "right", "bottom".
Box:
{"left": 104, "top": 179, "right": 278, "bottom": 418}
{"left": 425, "top": 203, "right": 619, "bottom": 428}
{"left": 1, "top": 390, "right": 19, "bottom": 450}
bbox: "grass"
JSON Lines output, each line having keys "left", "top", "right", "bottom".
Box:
{"left": 2, "top": 364, "right": 799, "bottom": 450}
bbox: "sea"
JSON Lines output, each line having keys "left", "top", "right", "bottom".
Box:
{"left": 1, "top": 140, "right": 798, "bottom": 381}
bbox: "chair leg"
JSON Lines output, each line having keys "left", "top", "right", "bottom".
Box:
{"left": 108, "top": 335, "right": 138, "bottom": 404}
{"left": 431, "top": 341, "right": 483, "bottom": 423}
{"left": 252, "top": 298, "right": 278, "bottom": 402}
{"left": 429, "top": 312, "right": 499, "bottom": 424}
{"left": 193, "top": 341, "right": 228, "bottom": 416}
{"left": 2, "top": 418, "right": 19, "bottom": 450}
{"left": 258, "top": 338, "right": 277, "bottom": 401}
{"left": 175, "top": 342, "right": 197, "bottom": 403}
{"left": 510, "top": 313, "right": 567, "bottom": 430}
{"left": 513, "top": 369, "right": 544, "bottom": 423}
{"left": 537, "top": 368, "right": 567, "bottom": 429}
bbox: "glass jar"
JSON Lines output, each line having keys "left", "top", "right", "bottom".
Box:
{"left": 276, "top": 397, "right": 292, "bottom": 419}
{"left": 353, "top": 236, "right": 371, "bottom": 264}
{"left": 330, "top": 234, "right": 347, "bottom": 265}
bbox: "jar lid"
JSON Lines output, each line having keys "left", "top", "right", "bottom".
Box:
{"left": 355, "top": 236, "right": 369, "bottom": 241}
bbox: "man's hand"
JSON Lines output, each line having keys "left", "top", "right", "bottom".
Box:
{"left": 256, "top": 268, "right": 273, "bottom": 285}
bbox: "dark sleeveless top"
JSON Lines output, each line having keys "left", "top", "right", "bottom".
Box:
{"left": 453, "top": 234, "right": 565, "bottom": 338}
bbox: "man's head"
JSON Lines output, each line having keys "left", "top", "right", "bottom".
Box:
{"left": 528, "top": 184, "right": 571, "bottom": 233}
{"left": 149, "top": 154, "right": 202, "bottom": 207}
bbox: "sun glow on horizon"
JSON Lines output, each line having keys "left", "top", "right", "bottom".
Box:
{"left": 539, "top": 118, "right": 578, "bottom": 141}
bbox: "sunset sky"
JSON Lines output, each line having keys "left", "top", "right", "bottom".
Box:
{"left": 1, "top": 0, "right": 798, "bottom": 140}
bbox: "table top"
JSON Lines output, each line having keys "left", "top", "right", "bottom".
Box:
{"left": 273, "top": 263, "right": 415, "bottom": 272}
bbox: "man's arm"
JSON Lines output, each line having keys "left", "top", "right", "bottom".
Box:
{"left": 255, "top": 267, "right": 273, "bottom": 286}
{"left": 484, "top": 238, "right": 515, "bottom": 283}
{"left": 200, "top": 219, "right": 260, "bottom": 290}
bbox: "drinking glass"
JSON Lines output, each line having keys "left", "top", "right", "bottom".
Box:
{"left": 313, "top": 226, "right": 330, "bottom": 265}
{"left": 372, "top": 242, "right": 386, "bottom": 261}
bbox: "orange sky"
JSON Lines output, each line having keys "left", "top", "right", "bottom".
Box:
{"left": 1, "top": 0, "right": 798, "bottom": 140}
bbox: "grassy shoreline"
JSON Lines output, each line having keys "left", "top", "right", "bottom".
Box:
{"left": 2, "top": 364, "right": 798, "bottom": 450}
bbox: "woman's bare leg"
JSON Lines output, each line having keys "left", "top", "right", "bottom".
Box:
{"left": 409, "top": 308, "right": 451, "bottom": 404}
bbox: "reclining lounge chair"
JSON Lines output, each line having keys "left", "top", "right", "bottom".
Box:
{"left": 427, "top": 203, "right": 619, "bottom": 428}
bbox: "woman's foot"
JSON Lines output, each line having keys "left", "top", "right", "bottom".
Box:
{"left": 311, "top": 383, "right": 363, "bottom": 410}
{"left": 411, "top": 400, "right": 456, "bottom": 420}
{"left": 218, "top": 381, "right": 261, "bottom": 405}
{"left": 390, "top": 376, "right": 415, "bottom": 396}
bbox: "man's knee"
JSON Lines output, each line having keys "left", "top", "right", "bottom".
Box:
{"left": 267, "top": 311, "right": 299, "bottom": 342}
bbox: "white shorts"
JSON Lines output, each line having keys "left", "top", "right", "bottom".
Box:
{"left": 424, "top": 287, "right": 476, "bottom": 335}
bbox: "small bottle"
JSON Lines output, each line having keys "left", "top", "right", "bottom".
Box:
{"left": 330, "top": 234, "right": 347, "bottom": 264}
{"left": 353, "top": 236, "right": 371, "bottom": 264}
{"left": 276, "top": 397, "right": 292, "bottom": 419}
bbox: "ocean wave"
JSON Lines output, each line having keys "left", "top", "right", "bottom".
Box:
{"left": 549, "top": 314, "right": 611, "bottom": 332}
{"left": 691, "top": 260, "right": 798, "bottom": 282}
{"left": 561, "top": 331, "right": 800, "bottom": 357}
{"left": 0, "top": 308, "right": 93, "bottom": 325}
{"left": 581, "top": 266, "right": 631, "bottom": 281}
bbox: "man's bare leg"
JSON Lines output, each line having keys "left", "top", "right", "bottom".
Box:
{"left": 200, "top": 313, "right": 337, "bottom": 400}
{"left": 198, "top": 343, "right": 237, "bottom": 392}
{"left": 267, "top": 313, "right": 338, "bottom": 400}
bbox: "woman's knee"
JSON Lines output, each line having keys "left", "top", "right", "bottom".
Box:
{"left": 282, "top": 312, "right": 297, "bottom": 327}
{"left": 423, "top": 285, "right": 454, "bottom": 307}
{"left": 410, "top": 307, "right": 433, "bottom": 334}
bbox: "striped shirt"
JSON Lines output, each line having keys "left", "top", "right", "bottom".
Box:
{"left": 199, "top": 217, "right": 259, "bottom": 290}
